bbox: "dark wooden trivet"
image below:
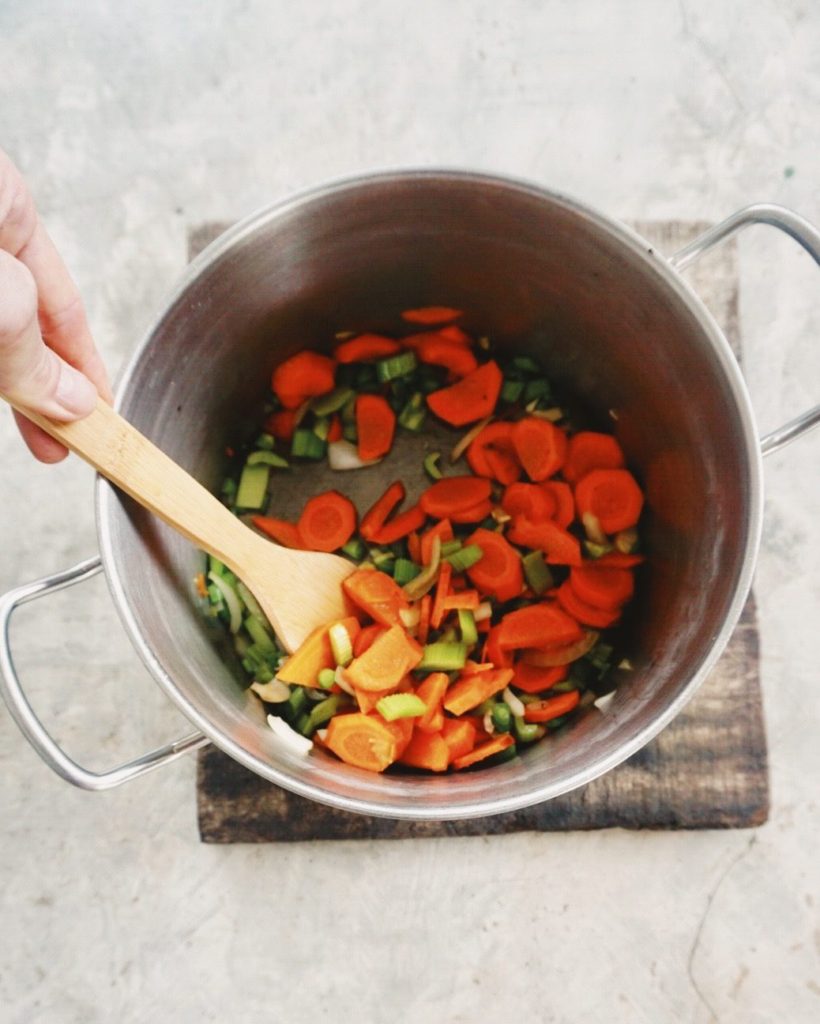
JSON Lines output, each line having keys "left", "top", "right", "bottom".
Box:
{"left": 192, "top": 220, "right": 768, "bottom": 841}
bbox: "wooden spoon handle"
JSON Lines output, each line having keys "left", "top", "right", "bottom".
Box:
{"left": 8, "top": 398, "right": 254, "bottom": 574}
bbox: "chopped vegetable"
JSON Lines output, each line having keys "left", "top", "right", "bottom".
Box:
{"left": 325, "top": 713, "right": 409, "bottom": 771}
{"left": 252, "top": 515, "right": 305, "bottom": 549}
{"left": 334, "top": 334, "right": 401, "bottom": 363}
{"left": 343, "top": 568, "right": 410, "bottom": 627}
{"left": 370, "top": 504, "right": 426, "bottom": 545}
{"left": 496, "top": 602, "right": 582, "bottom": 651}
{"left": 562, "top": 431, "right": 625, "bottom": 484}
{"left": 277, "top": 616, "right": 362, "bottom": 687}
{"left": 235, "top": 464, "right": 270, "bottom": 510}
{"left": 574, "top": 469, "right": 644, "bottom": 535}
{"left": 360, "top": 481, "right": 405, "bottom": 541}
{"left": 521, "top": 549, "right": 554, "bottom": 595}
{"left": 464, "top": 528, "right": 524, "bottom": 602}
{"left": 423, "top": 452, "right": 443, "bottom": 480}
{"left": 399, "top": 731, "right": 450, "bottom": 772}
{"left": 427, "top": 361, "right": 503, "bottom": 427}
{"left": 246, "top": 450, "right": 289, "bottom": 468}
{"left": 418, "top": 642, "right": 468, "bottom": 672}
{"left": 443, "top": 668, "right": 514, "bottom": 715}
{"left": 327, "top": 439, "right": 382, "bottom": 470}
{"left": 401, "top": 306, "right": 463, "bottom": 325}
{"left": 415, "top": 672, "right": 450, "bottom": 733}
{"left": 272, "top": 351, "right": 336, "bottom": 409}
{"left": 523, "top": 690, "right": 581, "bottom": 723}
{"left": 451, "top": 733, "right": 515, "bottom": 770}
{"left": 376, "top": 350, "right": 418, "bottom": 383}
{"left": 420, "top": 476, "right": 492, "bottom": 519}
{"left": 328, "top": 622, "right": 354, "bottom": 666}
{"left": 356, "top": 394, "right": 396, "bottom": 461}
{"left": 345, "top": 625, "right": 423, "bottom": 692}
{"left": 512, "top": 417, "right": 567, "bottom": 481}
{"left": 375, "top": 692, "right": 427, "bottom": 721}
{"left": 466, "top": 421, "right": 521, "bottom": 484}
{"left": 297, "top": 491, "right": 357, "bottom": 552}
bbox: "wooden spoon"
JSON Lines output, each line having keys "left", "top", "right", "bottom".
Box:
{"left": 7, "top": 398, "right": 353, "bottom": 652}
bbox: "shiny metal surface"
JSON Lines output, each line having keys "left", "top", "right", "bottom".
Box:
{"left": 87, "top": 169, "right": 781, "bottom": 818}
{"left": 0, "top": 557, "right": 208, "bottom": 789}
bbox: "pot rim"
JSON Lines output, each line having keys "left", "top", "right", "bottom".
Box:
{"left": 96, "top": 167, "right": 764, "bottom": 819}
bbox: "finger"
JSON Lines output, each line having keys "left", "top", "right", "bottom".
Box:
{"left": 12, "top": 409, "right": 69, "bottom": 463}
{"left": 0, "top": 250, "right": 98, "bottom": 419}
{"left": 0, "top": 151, "right": 113, "bottom": 402}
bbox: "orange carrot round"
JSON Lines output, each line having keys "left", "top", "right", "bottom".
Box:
{"left": 251, "top": 515, "right": 305, "bottom": 549}
{"left": 522, "top": 690, "right": 581, "bottom": 723}
{"left": 360, "top": 480, "right": 406, "bottom": 541}
{"left": 464, "top": 528, "right": 524, "bottom": 603}
{"left": 449, "top": 498, "right": 493, "bottom": 524}
{"left": 426, "top": 361, "right": 502, "bottom": 427}
{"left": 511, "top": 662, "right": 569, "bottom": 694}
{"left": 297, "top": 490, "right": 357, "bottom": 552}
{"left": 507, "top": 516, "right": 582, "bottom": 566}
{"left": 271, "top": 350, "right": 336, "bottom": 409}
{"left": 356, "top": 394, "right": 396, "bottom": 461}
{"left": 419, "top": 476, "right": 491, "bottom": 518}
{"left": 556, "top": 580, "right": 621, "bottom": 628}
{"left": 574, "top": 468, "right": 644, "bottom": 534}
{"left": 501, "top": 482, "right": 553, "bottom": 521}
{"left": 539, "top": 480, "right": 575, "bottom": 529}
{"left": 327, "top": 415, "right": 343, "bottom": 443}
{"left": 594, "top": 551, "right": 645, "bottom": 569}
{"left": 570, "top": 564, "right": 634, "bottom": 610}
{"left": 466, "top": 421, "right": 521, "bottom": 484}
{"left": 325, "top": 713, "right": 405, "bottom": 772}
{"left": 416, "top": 336, "right": 478, "bottom": 378}
{"left": 512, "top": 417, "right": 567, "bottom": 481}
{"left": 496, "top": 601, "right": 582, "bottom": 650}
{"left": 334, "top": 333, "right": 401, "bottom": 363}
{"left": 563, "top": 431, "right": 625, "bottom": 484}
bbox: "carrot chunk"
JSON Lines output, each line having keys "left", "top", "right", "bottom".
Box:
{"left": 420, "top": 519, "right": 454, "bottom": 564}
{"left": 511, "top": 662, "right": 568, "bottom": 694}
{"left": 399, "top": 730, "right": 450, "bottom": 772}
{"left": 401, "top": 306, "right": 463, "bottom": 325}
{"left": 345, "top": 625, "right": 423, "bottom": 692}
{"left": 252, "top": 515, "right": 306, "bottom": 549}
{"left": 271, "top": 350, "right": 336, "bottom": 409}
{"left": 360, "top": 481, "right": 405, "bottom": 541}
{"left": 343, "top": 568, "right": 410, "bottom": 627}
{"left": 507, "top": 516, "right": 582, "bottom": 566}
{"left": 464, "top": 528, "right": 524, "bottom": 603}
{"left": 426, "top": 361, "right": 502, "bottom": 427}
{"left": 452, "top": 733, "right": 515, "bottom": 770}
{"left": 522, "top": 690, "right": 581, "bottom": 723}
{"left": 443, "top": 668, "right": 514, "bottom": 716}
{"left": 501, "top": 482, "right": 553, "bottom": 521}
{"left": 512, "top": 417, "right": 567, "bottom": 481}
{"left": 556, "top": 580, "right": 621, "bottom": 628}
{"left": 539, "top": 481, "right": 575, "bottom": 529}
{"left": 325, "top": 713, "right": 406, "bottom": 772}
{"left": 569, "top": 564, "right": 635, "bottom": 610}
{"left": 277, "top": 616, "right": 361, "bottom": 686}
{"left": 353, "top": 623, "right": 386, "bottom": 658}
{"left": 264, "top": 410, "right": 297, "bottom": 441}
{"left": 334, "top": 333, "right": 402, "bottom": 363}
{"left": 441, "top": 718, "right": 477, "bottom": 762}
{"left": 296, "top": 490, "right": 357, "bottom": 552}
{"left": 415, "top": 672, "right": 450, "bottom": 734}
{"left": 574, "top": 469, "right": 644, "bottom": 535}
{"left": 416, "top": 336, "right": 478, "bottom": 378}
{"left": 356, "top": 394, "right": 396, "bottom": 461}
{"left": 496, "top": 602, "right": 583, "bottom": 650}
{"left": 370, "top": 504, "right": 427, "bottom": 544}
{"left": 419, "top": 476, "right": 491, "bottom": 519}
{"left": 563, "top": 431, "right": 625, "bottom": 484}
{"left": 466, "top": 421, "right": 521, "bottom": 484}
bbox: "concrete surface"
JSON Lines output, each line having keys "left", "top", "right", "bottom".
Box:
{"left": 1, "top": 2, "right": 819, "bottom": 1022}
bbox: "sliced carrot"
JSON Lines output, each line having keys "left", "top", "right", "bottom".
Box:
{"left": 466, "top": 421, "right": 521, "bottom": 485}
{"left": 252, "top": 515, "right": 306, "bottom": 549}
{"left": 507, "top": 516, "right": 582, "bottom": 566}
{"left": 401, "top": 306, "right": 463, "bottom": 325}
{"left": 419, "top": 476, "right": 491, "bottom": 519}
{"left": 325, "top": 712, "right": 405, "bottom": 772}
{"left": 356, "top": 394, "right": 396, "bottom": 461}
{"left": 441, "top": 590, "right": 480, "bottom": 611}
{"left": 441, "top": 717, "right": 477, "bottom": 762}
{"left": 556, "top": 580, "right": 621, "bottom": 628}
{"left": 483, "top": 624, "right": 513, "bottom": 669}
{"left": 354, "top": 683, "right": 398, "bottom": 715}
{"left": 296, "top": 490, "right": 357, "bottom": 552}
{"left": 430, "top": 562, "right": 453, "bottom": 630}
{"left": 502, "top": 482, "right": 553, "bottom": 521}
{"left": 264, "top": 409, "right": 297, "bottom": 441}
{"left": 563, "top": 431, "right": 625, "bottom": 484}
{"left": 443, "top": 668, "right": 515, "bottom": 716}
{"left": 523, "top": 690, "right": 581, "bottom": 723}
{"left": 570, "top": 564, "right": 634, "bottom": 610}
{"left": 415, "top": 672, "right": 450, "bottom": 733}
{"left": 353, "top": 623, "right": 386, "bottom": 659}
{"left": 452, "top": 733, "right": 515, "bottom": 770}
{"left": 595, "top": 551, "right": 645, "bottom": 569}
{"left": 437, "top": 325, "right": 471, "bottom": 344}
{"left": 512, "top": 417, "right": 567, "bottom": 481}
{"left": 465, "top": 528, "right": 524, "bottom": 603}
{"left": 416, "top": 336, "right": 478, "bottom": 378}
{"left": 343, "top": 568, "right": 410, "bottom": 627}
{"left": 574, "top": 469, "right": 644, "bottom": 535}
{"left": 360, "top": 481, "right": 405, "bottom": 541}
{"left": 407, "top": 530, "right": 422, "bottom": 564}
{"left": 277, "top": 616, "right": 361, "bottom": 686}
{"left": 327, "top": 415, "right": 343, "bottom": 443}
{"left": 539, "top": 481, "right": 574, "bottom": 529}
{"left": 345, "top": 624, "right": 423, "bottom": 691}
{"left": 371, "top": 504, "right": 427, "bottom": 545}
{"left": 497, "top": 602, "right": 582, "bottom": 651}
{"left": 449, "top": 499, "right": 493, "bottom": 524}
{"left": 421, "top": 519, "right": 453, "bottom": 564}
{"left": 271, "top": 350, "right": 336, "bottom": 409}
{"left": 417, "top": 594, "right": 432, "bottom": 646}
{"left": 426, "top": 360, "right": 502, "bottom": 427}
{"left": 334, "top": 333, "right": 401, "bottom": 363}
{"left": 399, "top": 730, "right": 450, "bottom": 772}
{"left": 512, "top": 662, "right": 568, "bottom": 694}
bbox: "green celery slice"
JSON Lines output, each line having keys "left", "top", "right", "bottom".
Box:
{"left": 235, "top": 463, "right": 270, "bottom": 509}
{"left": 375, "top": 693, "right": 427, "bottom": 721}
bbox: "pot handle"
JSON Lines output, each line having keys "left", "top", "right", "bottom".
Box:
{"left": 0, "top": 556, "right": 209, "bottom": 790}
{"left": 669, "top": 203, "right": 820, "bottom": 457}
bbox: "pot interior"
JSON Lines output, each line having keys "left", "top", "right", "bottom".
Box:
{"left": 99, "top": 172, "right": 759, "bottom": 818}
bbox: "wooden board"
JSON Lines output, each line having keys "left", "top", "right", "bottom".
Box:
{"left": 192, "top": 219, "right": 769, "bottom": 841}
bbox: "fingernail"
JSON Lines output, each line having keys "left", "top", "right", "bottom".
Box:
{"left": 54, "top": 362, "right": 98, "bottom": 417}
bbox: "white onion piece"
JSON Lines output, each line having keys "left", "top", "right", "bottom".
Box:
{"left": 207, "top": 570, "right": 243, "bottom": 634}
{"left": 449, "top": 415, "right": 492, "bottom": 463}
{"left": 483, "top": 711, "right": 496, "bottom": 735}
{"left": 502, "top": 687, "right": 525, "bottom": 718}
{"left": 250, "top": 679, "right": 290, "bottom": 703}
{"left": 334, "top": 667, "right": 355, "bottom": 696}
{"left": 327, "top": 440, "right": 383, "bottom": 471}
{"left": 399, "top": 606, "right": 421, "bottom": 630}
{"left": 267, "top": 714, "right": 313, "bottom": 754}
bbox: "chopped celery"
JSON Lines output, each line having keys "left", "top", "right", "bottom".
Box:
{"left": 458, "top": 609, "right": 478, "bottom": 646}
{"left": 311, "top": 386, "right": 355, "bottom": 416}
{"left": 317, "top": 668, "right": 337, "bottom": 689}
{"left": 328, "top": 622, "right": 353, "bottom": 666}
{"left": 398, "top": 391, "right": 426, "bottom": 431}
{"left": 244, "top": 615, "right": 276, "bottom": 651}
{"left": 418, "top": 642, "right": 468, "bottom": 671}
{"left": 312, "top": 416, "right": 331, "bottom": 441}
{"left": 235, "top": 464, "right": 270, "bottom": 509}
{"left": 523, "top": 378, "right": 552, "bottom": 404}
{"left": 511, "top": 355, "right": 542, "bottom": 374}
{"left": 501, "top": 379, "right": 524, "bottom": 404}
{"left": 375, "top": 693, "right": 427, "bottom": 721}
{"left": 522, "top": 550, "right": 554, "bottom": 594}
{"left": 376, "top": 351, "right": 417, "bottom": 382}
{"left": 236, "top": 581, "right": 266, "bottom": 622}
{"left": 208, "top": 555, "right": 226, "bottom": 576}
{"left": 440, "top": 538, "right": 462, "bottom": 557}
{"left": 247, "top": 450, "right": 289, "bottom": 468}
{"left": 301, "top": 694, "right": 342, "bottom": 736}
{"left": 513, "top": 716, "right": 545, "bottom": 743}
{"left": 207, "top": 570, "right": 242, "bottom": 633}
{"left": 254, "top": 432, "right": 275, "bottom": 450}
{"left": 284, "top": 686, "right": 308, "bottom": 724}
{"left": 583, "top": 540, "right": 613, "bottom": 559}
{"left": 438, "top": 627, "right": 457, "bottom": 644}
{"left": 220, "top": 477, "right": 237, "bottom": 500}
{"left": 491, "top": 702, "right": 513, "bottom": 733}
{"left": 423, "top": 452, "right": 443, "bottom": 481}
{"left": 393, "top": 558, "right": 421, "bottom": 586}
{"left": 341, "top": 537, "right": 366, "bottom": 562}
{"left": 369, "top": 548, "right": 396, "bottom": 572}
{"left": 444, "top": 544, "right": 483, "bottom": 573}
{"left": 291, "top": 428, "right": 326, "bottom": 460}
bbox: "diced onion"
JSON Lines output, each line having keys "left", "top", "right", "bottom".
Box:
{"left": 334, "top": 667, "right": 355, "bottom": 696}
{"left": 250, "top": 679, "right": 290, "bottom": 703}
{"left": 327, "top": 440, "right": 383, "bottom": 471}
{"left": 483, "top": 711, "right": 496, "bottom": 735}
{"left": 502, "top": 687, "right": 525, "bottom": 718}
{"left": 266, "top": 714, "right": 313, "bottom": 754}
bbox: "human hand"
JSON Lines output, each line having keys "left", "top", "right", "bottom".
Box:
{"left": 0, "top": 148, "right": 112, "bottom": 462}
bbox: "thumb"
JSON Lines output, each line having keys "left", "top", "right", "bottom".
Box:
{"left": 0, "top": 250, "right": 97, "bottom": 419}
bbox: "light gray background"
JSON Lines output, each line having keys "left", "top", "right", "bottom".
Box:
{"left": 1, "top": 2, "right": 819, "bottom": 1022}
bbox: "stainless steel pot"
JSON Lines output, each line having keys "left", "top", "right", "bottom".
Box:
{"left": 2, "top": 171, "right": 819, "bottom": 820}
